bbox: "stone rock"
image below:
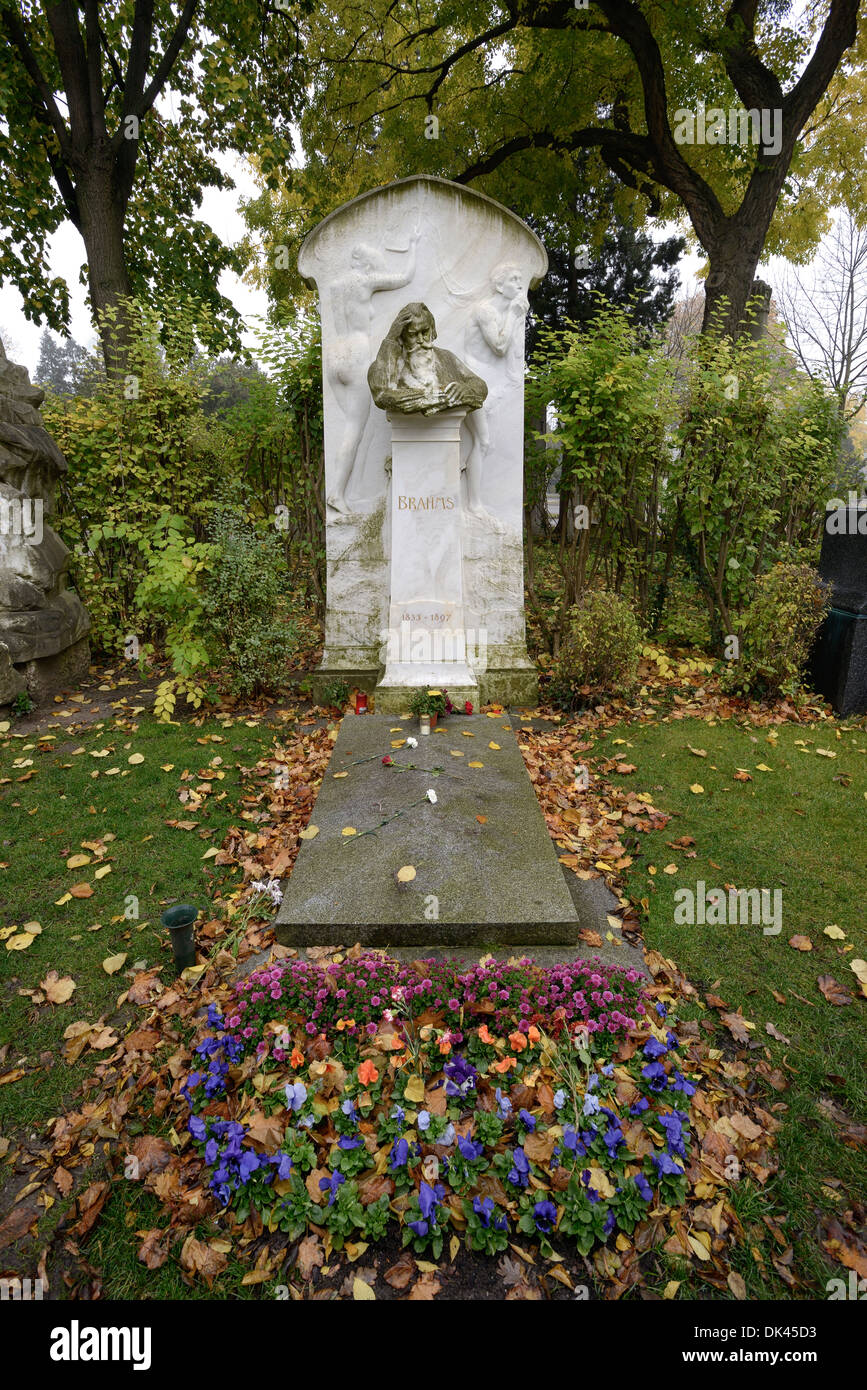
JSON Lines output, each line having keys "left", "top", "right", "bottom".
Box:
{"left": 0, "top": 640, "right": 26, "bottom": 704}
{"left": 18, "top": 634, "right": 91, "bottom": 704}
{"left": 0, "top": 334, "right": 91, "bottom": 703}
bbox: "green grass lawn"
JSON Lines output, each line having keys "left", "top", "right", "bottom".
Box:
{"left": 0, "top": 711, "right": 280, "bottom": 1128}
{"left": 592, "top": 713, "right": 867, "bottom": 1297}
{"left": 2, "top": 701, "right": 864, "bottom": 1299}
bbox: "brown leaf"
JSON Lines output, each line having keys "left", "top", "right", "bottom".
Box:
{"left": 357, "top": 1172, "right": 394, "bottom": 1206}
{"left": 245, "top": 1109, "right": 286, "bottom": 1150}
{"left": 73, "top": 1181, "right": 110, "bottom": 1237}
{"left": 407, "top": 1273, "right": 442, "bottom": 1299}
{"left": 180, "top": 1235, "right": 227, "bottom": 1286}
{"left": 127, "top": 969, "right": 163, "bottom": 1005}
{"left": 295, "top": 1234, "right": 324, "bottom": 1280}
{"left": 69, "top": 882, "right": 94, "bottom": 898}
{"left": 53, "top": 1165, "right": 73, "bottom": 1197}
{"left": 817, "top": 975, "right": 853, "bottom": 1007}
{"left": 729, "top": 1112, "right": 763, "bottom": 1142}
{"left": 123, "top": 1028, "right": 161, "bottom": 1053}
{"left": 0, "top": 1195, "right": 38, "bottom": 1250}
{"left": 578, "top": 928, "right": 603, "bottom": 947}
{"left": 523, "top": 1130, "right": 557, "bottom": 1163}
{"left": 497, "top": 1254, "right": 526, "bottom": 1287}
{"left": 720, "top": 1012, "right": 753, "bottom": 1046}
{"left": 306, "top": 1167, "right": 330, "bottom": 1205}
{"left": 765, "top": 1022, "right": 791, "bottom": 1045}
{"left": 727, "top": 1270, "right": 747, "bottom": 1299}
{"left": 129, "top": 1135, "right": 172, "bottom": 1177}
{"left": 138, "top": 1229, "right": 169, "bottom": 1270}
{"left": 384, "top": 1253, "right": 416, "bottom": 1290}
{"left": 788, "top": 935, "right": 813, "bottom": 952}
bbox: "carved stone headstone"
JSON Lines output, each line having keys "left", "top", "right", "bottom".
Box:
{"left": 0, "top": 336, "right": 90, "bottom": 704}
{"left": 297, "top": 176, "right": 547, "bottom": 709}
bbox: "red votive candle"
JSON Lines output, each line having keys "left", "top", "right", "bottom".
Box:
{"left": 355, "top": 691, "right": 368, "bottom": 714}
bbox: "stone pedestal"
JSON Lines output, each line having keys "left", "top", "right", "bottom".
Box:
{"left": 376, "top": 409, "right": 476, "bottom": 705}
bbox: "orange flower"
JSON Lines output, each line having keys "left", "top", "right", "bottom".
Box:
{"left": 357, "top": 1059, "right": 379, "bottom": 1086}
{"left": 290, "top": 1046, "right": 305, "bottom": 1068}
{"left": 336, "top": 1017, "right": 356, "bottom": 1032}
{"left": 508, "top": 1031, "right": 527, "bottom": 1052}
{"left": 437, "top": 1036, "right": 452, "bottom": 1056}
{"left": 478, "top": 1023, "right": 495, "bottom": 1046}
{"left": 527, "top": 1025, "right": 540, "bottom": 1045}
{"left": 491, "top": 1056, "right": 515, "bottom": 1074}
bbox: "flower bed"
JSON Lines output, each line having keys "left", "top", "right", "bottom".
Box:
{"left": 182, "top": 955, "right": 697, "bottom": 1259}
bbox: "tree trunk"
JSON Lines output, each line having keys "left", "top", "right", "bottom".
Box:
{"left": 77, "top": 161, "right": 134, "bottom": 377}
{"left": 702, "top": 235, "right": 768, "bottom": 339}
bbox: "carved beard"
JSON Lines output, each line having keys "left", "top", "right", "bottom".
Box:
{"left": 404, "top": 345, "right": 438, "bottom": 389}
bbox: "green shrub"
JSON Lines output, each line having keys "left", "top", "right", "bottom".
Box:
{"left": 202, "top": 502, "right": 297, "bottom": 697}
{"left": 721, "top": 562, "right": 829, "bottom": 699}
{"left": 133, "top": 513, "right": 216, "bottom": 720}
{"left": 547, "top": 590, "right": 644, "bottom": 707}
{"left": 320, "top": 678, "right": 350, "bottom": 708}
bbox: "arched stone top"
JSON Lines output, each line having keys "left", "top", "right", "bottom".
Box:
{"left": 298, "top": 175, "right": 548, "bottom": 288}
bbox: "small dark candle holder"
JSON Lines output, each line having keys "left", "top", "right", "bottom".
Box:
{"left": 161, "top": 904, "right": 199, "bottom": 973}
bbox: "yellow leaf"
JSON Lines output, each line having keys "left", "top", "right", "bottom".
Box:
{"left": 850, "top": 958, "right": 867, "bottom": 985}
{"left": 468, "top": 760, "right": 484, "bottom": 768}
{"left": 389, "top": 727, "right": 403, "bottom": 733}
{"left": 824, "top": 925, "right": 846, "bottom": 940}
{"left": 663, "top": 1280, "right": 680, "bottom": 1299}
{"left": 396, "top": 865, "right": 416, "bottom": 883}
{"left": 688, "top": 1233, "right": 712, "bottom": 1261}
{"left": 755, "top": 763, "right": 772, "bottom": 772}
{"left": 94, "top": 865, "right": 112, "bottom": 879}
{"left": 55, "top": 893, "right": 72, "bottom": 905}
{"left": 5, "top": 933, "right": 36, "bottom": 951}
{"left": 299, "top": 825, "right": 319, "bottom": 840}
{"left": 341, "top": 827, "right": 357, "bottom": 837}
{"left": 161, "top": 764, "right": 175, "bottom": 772}
{"left": 345, "top": 1242, "right": 369, "bottom": 1262}
{"left": 488, "top": 741, "right": 501, "bottom": 750}
{"left": 333, "top": 772, "right": 348, "bottom": 779}
{"left": 415, "top": 1260, "right": 439, "bottom": 1273}
{"left": 449, "top": 750, "right": 464, "bottom": 757}
{"left": 461, "top": 730, "right": 474, "bottom": 737}
{"left": 690, "top": 784, "right": 704, "bottom": 794}
{"left": 663, "top": 864, "right": 678, "bottom": 875}
{"left": 201, "top": 847, "right": 220, "bottom": 859}
{"left": 404, "top": 1075, "right": 425, "bottom": 1103}
{"left": 352, "top": 1277, "right": 375, "bottom": 1300}
{"left": 66, "top": 854, "right": 91, "bottom": 869}
{"left": 41, "top": 973, "right": 76, "bottom": 1004}
{"left": 390, "top": 739, "right": 406, "bottom": 748}
{"left": 102, "top": 952, "right": 127, "bottom": 975}
{"left": 449, "top": 1236, "right": 461, "bottom": 1261}
{"left": 128, "top": 753, "right": 145, "bottom": 765}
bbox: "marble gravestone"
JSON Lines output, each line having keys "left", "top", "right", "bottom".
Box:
{"left": 297, "top": 176, "right": 547, "bottom": 711}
